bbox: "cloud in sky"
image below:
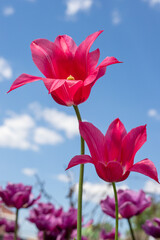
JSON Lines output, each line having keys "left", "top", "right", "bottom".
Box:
{"left": 0, "top": 103, "right": 78, "bottom": 151}
{"left": 65, "top": 0, "right": 93, "bottom": 17}
{"left": 112, "top": 10, "right": 121, "bottom": 25}
{"left": 148, "top": 109, "right": 160, "bottom": 120}
{"left": 144, "top": 180, "right": 160, "bottom": 195}
{"left": 29, "top": 102, "right": 79, "bottom": 138}
{"left": 22, "top": 168, "right": 37, "bottom": 177}
{"left": 0, "top": 57, "right": 13, "bottom": 81}
{"left": 3, "top": 6, "right": 15, "bottom": 16}
{"left": 75, "top": 182, "right": 128, "bottom": 204}
{"left": 55, "top": 173, "right": 74, "bottom": 183}
{"left": 143, "top": 0, "right": 160, "bottom": 7}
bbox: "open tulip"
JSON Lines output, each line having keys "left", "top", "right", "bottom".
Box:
{"left": 66, "top": 119, "right": 159, "bottom": 183}
{"left": 8, "top": 31, "right": 120, "bottom": 106}
{"left": 100, "top": 189, "right": 151, "bottom": 219}
{"left": 142, "top": 218, "right": 160, "bottom": 238}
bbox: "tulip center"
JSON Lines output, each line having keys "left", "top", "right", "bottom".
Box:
{"left": 67, "top": 75, "right": 75, "bottom": 80}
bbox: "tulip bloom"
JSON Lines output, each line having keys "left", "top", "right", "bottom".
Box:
{"left": 142, "top": 218, "right": 160, "bottom": 238}
{"left": 0, "top": 183, "right": 40, "bottom": 209}
{"left": 100, "top": 189, "right": 151, "bottom": 219}
{"left": 66, "top": 119, "right": 159, "bottom": 183}
{"left": 100, "top": 228, "right": 120, "bottom": 240}
{"left": 8, "top": 31, "right": 120, "bottom": 106}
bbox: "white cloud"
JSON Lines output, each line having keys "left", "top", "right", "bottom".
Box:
{"left": 143, "top": 0, "right": 160, "bottom": 6}
{"left": 0, "top": 57, "right": 13, "bottom": 81}
{"left": 55, "top": 173, "right": 74, "bottom": 183}
{"left": 22, "top": 168, "right": 37, "bottom": 177}
{"left": 75, "top": 182, "right": 128, "bottom": 204}
{"left": 65, "top": 0, "right": 93, "bottom": 16}
{"left": 29, "top": 102, "right": 79, "bottom": 138}
{"left": 3, "top": 6, "right": 15, "bottom": 16}
{"left": 0, "top": 113, "right": 37, "bottom": 150}
{"left": 144, "top": 180, "right": 160, "bottom": 194}
{"left": 34, "top": 127, "right": 63, "bottom": 145}
{"left": 148, "top": 108, "right": 160, "bottom": 120}
{"left": 112, "top": 10, "right": 121, "bottom": 25}
{"left": 0, "top": 103, "right": 78, "bottom": 151}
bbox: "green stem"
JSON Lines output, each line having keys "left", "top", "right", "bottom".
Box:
{"left": 73, "top": 105, "right": 85, "bottom": 240}
{"left": 112, "top": 182, "right": 119, "bottom": 240}
{"left": 14, "top": 208, "right": 19, "bottom": 240}
{"left": 43, "top": 231, "right": 46, "bottom": 240}
{"left": 127, "top": 218, "right": 136, "bottom": 240}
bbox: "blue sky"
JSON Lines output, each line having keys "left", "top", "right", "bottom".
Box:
{"left": 0, "top": 0, "right": 160, "bottom": 237}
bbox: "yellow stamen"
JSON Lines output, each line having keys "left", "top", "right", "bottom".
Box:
{"left": 67, "top": 75, "right": 75, "bottom": 80}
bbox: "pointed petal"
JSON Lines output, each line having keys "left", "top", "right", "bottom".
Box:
{"left": 104, "top": 118, "right": 127, "bottom": 162}
{"left": 79, "top": 121, "right": 105, "bottom": 162}
{"left": 83, "top": 68, "right": 99, "bottom": 86}
{"left": 31, "top": 39, "right": 57, "bottom": 78}
{"left": 43, "top": 78, "right": 66, "bottom": 93}
{"left": 75, "top": 30, "right": 103, "bottom": 76}
{"left": 54, "top": 35, "right": 77, "bottom": 56}
{"left": 95, "top": 161, "right": 123, "bottom": 182}
{"left": 128, "top": 158, "right": 159, "bottom": 183}
{"left": 121, "top": 125, "right": 147, "bottom": 170}
{"left": 66, "top": 155, "right": 93, "bottom": 170}
{"left": 88, "top": 48, "right": 100, "bottom": 73}
{"left": 97, "top": 56, "right": 122, "bottom": 68}
{"left": 7, "top": 74, "right": 42, "bottom": 93}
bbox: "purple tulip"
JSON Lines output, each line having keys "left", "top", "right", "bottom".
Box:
{"left": 142, "top": 218, "right": 160, "bottom": 238}
{"left": 100, "top": 228, "right": 120, "bottom": 240}
{"left": 101, "top": 189, "right": 151, "bottom": 219}
{"left": 3, "top": 234, "right": 20, "bottom": 240}
{"left": 4, "top": 220, "right": 17, "bottom": 233}
{"left": 0, "top": 183, "right": 40, "bottom": 209}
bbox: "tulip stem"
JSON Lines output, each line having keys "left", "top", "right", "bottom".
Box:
{"left": 73, "top": 105, "right": 85, "bottom": 240}
{"left": 14, "top": 208, "right": 19, "bottom": 240}
{"left": 128, "top": 218, "right": 136, "bottom": 240}
{"left": 112, "top": 182, "right": 119, "bottom": 240}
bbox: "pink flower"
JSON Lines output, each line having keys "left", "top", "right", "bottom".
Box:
{"left": 100, "top": 228, "right": 120, "bottom": 240}
{"left": 100, "top": 189, "right": 151, "bottom": 219}
{"left": 66, "top": 119, "right": 159, "bottom": 183}
{"left": 8, "top": 31, "right": 120, "bottom": 106}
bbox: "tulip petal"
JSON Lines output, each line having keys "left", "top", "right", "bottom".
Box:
{"left": 31, "top": 39, "right": 57, "bottom": 78}
{"left": 66, "top": 155, "right": 93, "bottom": 170}
{"left": 119, "top": 202, "right": 139, "bottom": 219}
{"left": 54, "top": 35, "right": 77, "bottom": 56}
{"left": 97, "top": 56, "right": 122, "bottom": 68}
{"left": 121, "top": 125, "right": 147, "bottom": 170}
{"left": 88, "top": 48, "right": 100, "bottom": 73}
{"left": 128, "top": 158, "right": 159, "bottom": 183}
{"left": 95, "top": 161, "right": 123, "bottom": 182}
{"left": 83, "top": 68, "right": 99, "bottom": 86}
{"left": 79, "top": 121, "right": 105, "bottom": 162}
{"left": 75, "top": 30, "right": 103, "bottom": 76}
{"left": 7, "top": 74, "right": 43, "bottom": 93}
{"left": 104, "top": 118, "right": 127, "bottom": 162}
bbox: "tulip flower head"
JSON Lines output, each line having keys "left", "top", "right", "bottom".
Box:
{"left": 100, "top": 228, "right": 120, "bottom": 240}
{"left": 142, "top": 218, "right": 160, "bottom": 238}
{"left": 101, "top": 189, "right": 151, "bottom": 219}
{"left": 0, "top": 183, "right": 40, "bottom": 209}
{"left": 66, "top": 119, "right": 159, "bottom": 183}
{"left": 8, "top": 31, "right": 121, "bottom": 106}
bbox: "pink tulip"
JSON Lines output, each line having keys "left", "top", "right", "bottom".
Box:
{"left": 66, "top": 119, "right": 159, "bottom": 183}
{"left": 8, "top": 31, "right": 120, "bottom": 106}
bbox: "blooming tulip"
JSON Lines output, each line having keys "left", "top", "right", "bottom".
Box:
{"left": 66, "top": 119, "right": 159, "bottom": 183}
{"left": 100, "top": 228, "right": 120, "bottom": 240}
{"left": 0, "top": 183, "right": 40, "bottom": 209}
{"left": 100, "top": 189, "right": 151, "bottom": 219}
{"left": 142, "top": 218, "right": 160, "bottom": 238}
{"left": 8, "top": 31, "right": 120, "bottom": 106}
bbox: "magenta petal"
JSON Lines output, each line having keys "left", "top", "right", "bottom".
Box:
{"left": 79, "top": 121, "right": 105, "bottom": 162}
{"left": 104, "top": 118, "right": 127, "bottom": 162}
{"left": 7, "top": 74, "right": 43, "bottom": 93}
{"left": 98, "top": 56, "right": 122, "bottom": 68}
{"left": 54, "top": 35, "right": 77, "bottom": 56}
{"left": 31, "top": 39, "right": 56, "bottom": 78}
{"left": 88, "top": 48, "right": 100, "bottom": 74}
{"left": 95, "top": 161, "right": 123, "bottom": 182}
{"left": 129, "top": 158, "right": 159, "bottom": 183}
{"left": 84, "top": 68, "right": 99, "bottom": 86}
{"left": 43, "top": 78, "right": 66, "bottom": 93}
{"left": 66, "top": 155, "right": 93, "bottom": 170}
{"left": 121, "top": 125, "right": 147, "bottom": 171}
